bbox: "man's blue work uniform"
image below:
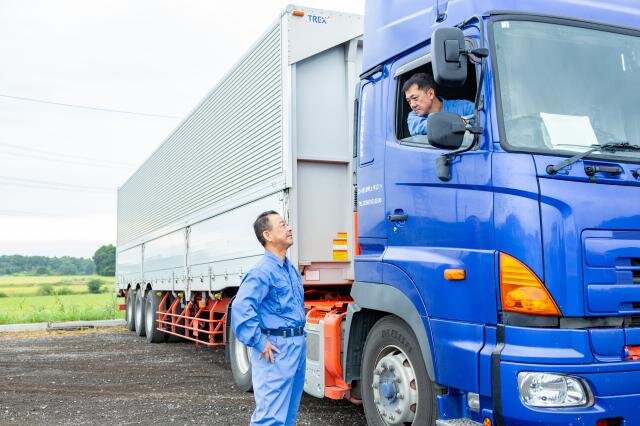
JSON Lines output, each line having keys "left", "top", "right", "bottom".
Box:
{"left": 407, "top": 98, "right": 474, "bottom": 136}
{"left": 231, "top": 250, "right": 306, "bottom": 426}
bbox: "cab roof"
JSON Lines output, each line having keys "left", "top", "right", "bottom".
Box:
{"left": 363, "top": 0, "right": 640, "bottom": 74}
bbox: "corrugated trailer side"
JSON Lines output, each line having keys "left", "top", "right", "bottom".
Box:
{"left": 117, "top": 23, "right": 285, "bottom": 249}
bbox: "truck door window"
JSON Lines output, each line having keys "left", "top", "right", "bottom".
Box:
{"left": 395, "top": 60, "right": 477, "bottom": 145}
{"left": 359, "top": 82, "right": 376, "bottom": 165}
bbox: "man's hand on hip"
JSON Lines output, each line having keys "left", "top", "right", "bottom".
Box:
{"left": 259, "top": 341, "right": 281, "bottom": 363}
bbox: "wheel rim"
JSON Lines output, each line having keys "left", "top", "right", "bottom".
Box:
{"left": 126, "top": 293, "right": 133, "bottom": 323}
{"left": 234, "top": 338, "right": 251, "bottom": 374}
{"left": 371, "top": 345, "right": 419, "bottom": 425}
{"left": 135, "top": 293, "right": 143, "bottom": 326}
{"left": 145, "top": 297, "right": 153, "bottom": 334}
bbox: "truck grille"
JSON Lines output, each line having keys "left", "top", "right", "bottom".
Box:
{"left": 583, "top": 231, "right": 640, "bottom": 315}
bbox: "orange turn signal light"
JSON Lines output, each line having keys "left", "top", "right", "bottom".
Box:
{"left": 444, "top": 268, "right": 466, "bottom": 281}
{"left": 483, "top": 418, "right": 492, "bottom": 426}
{"left": 626, "top": 345, "right": 640, "bottom": 360}
{"left": 499, "top": 253, "right": 560, "bottom": 316}
{"left": 292, "top": 10, "right": 305, "bottom": 17}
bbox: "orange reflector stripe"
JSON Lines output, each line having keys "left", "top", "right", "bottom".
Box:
{"left": 444, "top": 268, "right": 465, "bottom": 281}
{"left": 332, "top": 232, "right": 349, "bottom": 261}
{"left": 332, "top": 250, "right": 348, "bottom": 261}
{"left": 292, "top": 10, "right": 305, "bottom": 17}
{"left": 499, "top": 253, "right": 560, "bottom": 316}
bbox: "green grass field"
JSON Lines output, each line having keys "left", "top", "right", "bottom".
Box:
{"left": 0, "top": 275, "right": 114, "bottom": 297}
{"left": 0, "top": 275, "right": 124, "bottom": 324}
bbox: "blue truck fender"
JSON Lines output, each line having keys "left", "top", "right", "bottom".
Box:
{"left": 344, "top": 280, "right": 435, "bottom": 383}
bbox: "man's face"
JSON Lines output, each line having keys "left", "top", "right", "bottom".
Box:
{"left": 264, "top": 214, "right": 293, "bottom": 249}
{"left": 405, "top": 84, "right": 435, "bottom": 117}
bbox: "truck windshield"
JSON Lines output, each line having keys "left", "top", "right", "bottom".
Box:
{"left": 492, "top": 20, "right": 640, "bottom": 161}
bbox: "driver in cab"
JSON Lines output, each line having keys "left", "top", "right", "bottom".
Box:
{"left": 404, "top": 72, "right": 474, "bottom": 136}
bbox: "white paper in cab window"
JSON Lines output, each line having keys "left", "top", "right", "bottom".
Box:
{"left": 540, "top": 112, "right": 598, "bottom": 151}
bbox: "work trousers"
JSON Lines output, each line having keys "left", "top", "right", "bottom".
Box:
{"left": 250, "top": 334, "right": 306, "bottom": 426}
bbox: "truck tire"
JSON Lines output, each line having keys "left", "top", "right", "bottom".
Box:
{"left": 126, "top": 289, "right": 136, "bottom": 332}
{"left": 228, "top": 324, "right": 253, "bottom": 392}
{"left": 134, "top": 289, "right": 147, "bottom": 337}
{"left": 361, "top": 316, "right": 436, "bottom": 426}
{"left": 145, "top": 291, "right": 165, "bottom": 343}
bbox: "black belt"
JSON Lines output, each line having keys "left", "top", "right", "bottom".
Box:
{"left": 261, "top": 326, "right": 305, "bottom": 337}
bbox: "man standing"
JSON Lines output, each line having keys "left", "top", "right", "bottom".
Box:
{"left": 403, "top": 72, "right": 474, "bottom": 136}
{"left": 231, "top": 210, "right": 306, "bottom": 426}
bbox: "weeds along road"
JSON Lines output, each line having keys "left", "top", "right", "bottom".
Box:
{"left": 0, "top": 327, "right": 366, "bottom": 425}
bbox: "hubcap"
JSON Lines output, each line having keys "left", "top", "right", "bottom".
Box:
{"left": 372, "top": 348, "right": 418, "bottom": 425}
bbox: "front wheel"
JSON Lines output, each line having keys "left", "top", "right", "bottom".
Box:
{"left": 228, "top": 321, "right": 253, "bottom": 392}
{"left": 361, "top": 316, "right": 436, "bottom": 426}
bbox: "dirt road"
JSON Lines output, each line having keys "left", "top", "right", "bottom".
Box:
{"left": 0, "top": 327, "right": 366, "bottom": 425}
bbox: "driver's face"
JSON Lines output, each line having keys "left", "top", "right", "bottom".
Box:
{"left": 405, "top": 84, "right": 435, "bottom": 117}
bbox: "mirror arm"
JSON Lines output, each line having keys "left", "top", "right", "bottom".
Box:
{"left": 436, "top": 134, "right": 479, "bottom": 182}
{"left": 436, "top": 56, "right": 486, "bottom": 182}
{"left": 436, "top": 15, "right": 488, "bottom": 182}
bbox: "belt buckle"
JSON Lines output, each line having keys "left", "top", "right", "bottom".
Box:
{"left": 285, "top": 329, "right": 291, "bottom": 338}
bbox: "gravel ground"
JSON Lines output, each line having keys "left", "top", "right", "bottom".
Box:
{"left": 0, "top": 326, "right": 366, "bottom": 425}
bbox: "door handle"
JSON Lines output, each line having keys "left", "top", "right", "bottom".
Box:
{"left": 388, "top": 213, "right": 408, "bottom": 222}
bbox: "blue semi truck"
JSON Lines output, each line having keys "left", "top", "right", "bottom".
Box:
{"left": 117, "top": 2, "right": 640, "bottom": 425}
{"left": 354, "top": 0, "right": 640, "bottom": 424}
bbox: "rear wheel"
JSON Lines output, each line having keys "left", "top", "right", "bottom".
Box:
{"left": 361, "top": 316, "right": 436, "bottom": 426}
{"left": 145, "top": 291, "right": 165, "bottom": 343}
{"left": 228, "top": 322, "right": 253, "bottom": 392}
{"left": 134, "top": 289, "right": 147, "bottom": 337}
{"left": 126, "top": 289, "right": 136, "bottom": 332}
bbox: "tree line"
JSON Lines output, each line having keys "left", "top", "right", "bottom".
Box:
{"left": 0, "top": 244, "right": 116, "bottom": 276}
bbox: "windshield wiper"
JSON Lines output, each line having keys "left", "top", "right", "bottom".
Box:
{"left": 546, "top": 142, "right": 640, "bottom": 175}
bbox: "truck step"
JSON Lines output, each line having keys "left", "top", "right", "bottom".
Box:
{"left": 436, "top": 419, "right": 482, "bottom": 426}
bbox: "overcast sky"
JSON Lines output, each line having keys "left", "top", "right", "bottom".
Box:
{"left": 0, "top": 0, "right": 364, "bottom": 258}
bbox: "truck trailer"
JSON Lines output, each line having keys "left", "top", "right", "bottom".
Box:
{"left": 117, "top": 2, "right": 640, "bottom": 425}
{"left": 116, "top": 1, "right": 364, "bottom": 403}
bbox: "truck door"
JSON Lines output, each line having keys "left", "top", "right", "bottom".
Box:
{"left": 355, "top": 77, "right": 388, "bottom": 282}
{"left": 383, "top": 55, "right": 497, "bottom": 325}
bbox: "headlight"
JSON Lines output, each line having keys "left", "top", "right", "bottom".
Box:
{"left": 517, "top": 372, "right": 591, "bottom": 407}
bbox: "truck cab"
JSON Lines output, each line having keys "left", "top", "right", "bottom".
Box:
{"left": 352, "top": 0, "right": 640, "bottom": 424}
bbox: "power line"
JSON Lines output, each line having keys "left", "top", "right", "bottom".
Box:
{"left": 0, "top": 176, "right": 114, "bottom": 194}
{"left": 0, "top": 93, "right": 182, "bottom": 119}
{"left": 0, "top": 142, "right": 135, "bottom": 167}
{"left": 0, "top": 209, "right": 60, "bottom": 217}
{"left": 0, "top": 149, "right": 132, "bottom": 170}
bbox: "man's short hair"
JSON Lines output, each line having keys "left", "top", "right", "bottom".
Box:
{"left": 253, "top": 210, "right": 278, "bottom": 247}
{"left": 402, "top": 72, "right": 436, "bottom": 94}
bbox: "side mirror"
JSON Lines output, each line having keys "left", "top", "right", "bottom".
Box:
{"left": 427, "top": 112, "right": 466, "bottom": 150}
{"left": 432, "top": 27, "right": 467, "bottom": 87}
